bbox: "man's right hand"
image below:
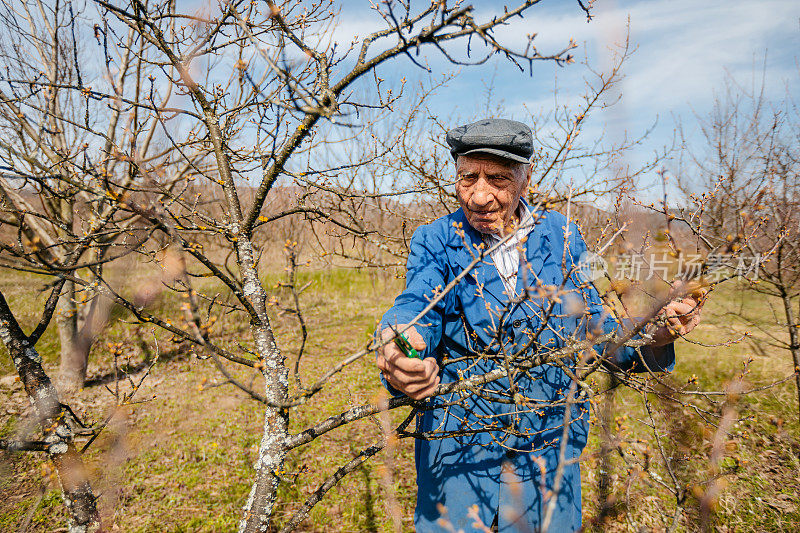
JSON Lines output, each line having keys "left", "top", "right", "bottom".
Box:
{"left": 377, "top": 325, "right": 439, "bottom": 400}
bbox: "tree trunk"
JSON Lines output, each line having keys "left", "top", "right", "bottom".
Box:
{"left": 779, "top": 292, "right": 800, "bottom": 426}
{"left": 56, "top": 280, "right": 110, "bottom": 394}
{"left": 0, "top": 290, "right": 100, "bottom": 532}
{"left": 237, "top": 236, "right": 290, "bottom": 533}
{"left": 56, "top": 280, "right": 89, "bottom": 393}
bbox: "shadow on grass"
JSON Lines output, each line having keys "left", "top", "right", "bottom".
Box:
{"left": 357, "top": 461, "right": 378, "bottom": 533}
{"left": 83, "top": 341, "right": 191, "bottom": 388}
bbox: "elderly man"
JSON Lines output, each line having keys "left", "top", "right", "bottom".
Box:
{"left": 376, "top": 119, "right": 702, "bottom": 532}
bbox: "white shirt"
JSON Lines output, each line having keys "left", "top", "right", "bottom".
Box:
{"left": 481, "top": 203, "right": 536, "bottom": 295}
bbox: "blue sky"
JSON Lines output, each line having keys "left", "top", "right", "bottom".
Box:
{"left": 327, "top": 0, "right": 800, "bottom": 196}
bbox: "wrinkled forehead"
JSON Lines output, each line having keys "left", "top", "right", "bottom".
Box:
{"left": 455, "top": 153, "right": 527, "bottom": 177}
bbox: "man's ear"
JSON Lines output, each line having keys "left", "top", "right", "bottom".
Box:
{"left": 524, "top": 163, "right": 532, "bottom": 189}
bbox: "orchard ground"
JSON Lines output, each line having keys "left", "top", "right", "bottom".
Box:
{"left": 1, "top": 265, "right": 798, "bottom": 532}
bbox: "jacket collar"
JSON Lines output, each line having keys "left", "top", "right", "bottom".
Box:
{"left": 447, "top": 199, "right": 555, "bottom": 302}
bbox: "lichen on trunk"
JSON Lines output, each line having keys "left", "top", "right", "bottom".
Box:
{"left": 236, "top": 236, "right": 290, "bottom": 533}
{"left": 0, "top": 291, "right": 100, "bottom": 532}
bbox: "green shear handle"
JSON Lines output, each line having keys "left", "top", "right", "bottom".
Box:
{"left": 390, "top": 325, "right": 421, "bottom": 359}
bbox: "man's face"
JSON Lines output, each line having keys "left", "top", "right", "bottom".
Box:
{"left": 455, "top": 154, "right": 531, "bottom": 235}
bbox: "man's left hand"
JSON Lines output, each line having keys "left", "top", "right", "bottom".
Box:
{"left": 651, "top": 288, "right": 705, "bottom": 347}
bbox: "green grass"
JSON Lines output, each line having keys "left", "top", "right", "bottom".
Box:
{"left": 0, "top": 267, "right": 798, "bottom": 531}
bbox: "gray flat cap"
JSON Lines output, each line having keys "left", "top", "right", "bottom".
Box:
{"left": 446, "top": 118, "right": 533, "bottom": 163}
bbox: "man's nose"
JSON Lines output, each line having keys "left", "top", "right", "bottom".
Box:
{"left": 470, "top": 177, "right": 493, "bottom": 207}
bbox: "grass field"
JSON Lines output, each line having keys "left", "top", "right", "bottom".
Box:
{"left": 1, "top": 266, "right": 798, "bottom": 532}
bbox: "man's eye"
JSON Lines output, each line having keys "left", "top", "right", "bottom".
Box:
{"left": 459, "top": 175, "right": 477, "bottom": 184}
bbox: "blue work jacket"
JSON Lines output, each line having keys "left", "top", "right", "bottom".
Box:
{"left": 380, "top": 203, "right": 674, "bottom": 532}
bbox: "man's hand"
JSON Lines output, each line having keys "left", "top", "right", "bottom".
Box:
{"left": 377, "top": 325, "right": 439, "bottom": 400}
{"left": 651, "top": 284, "right": 706, "bottom": 347}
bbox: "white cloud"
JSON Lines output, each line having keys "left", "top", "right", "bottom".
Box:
{"left": 486, "top": 0, "right": 800, "bottom": 109}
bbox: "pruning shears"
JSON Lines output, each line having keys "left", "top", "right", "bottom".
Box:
{"left": 390, "top": 325, "right": 421, "bottom": 359}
